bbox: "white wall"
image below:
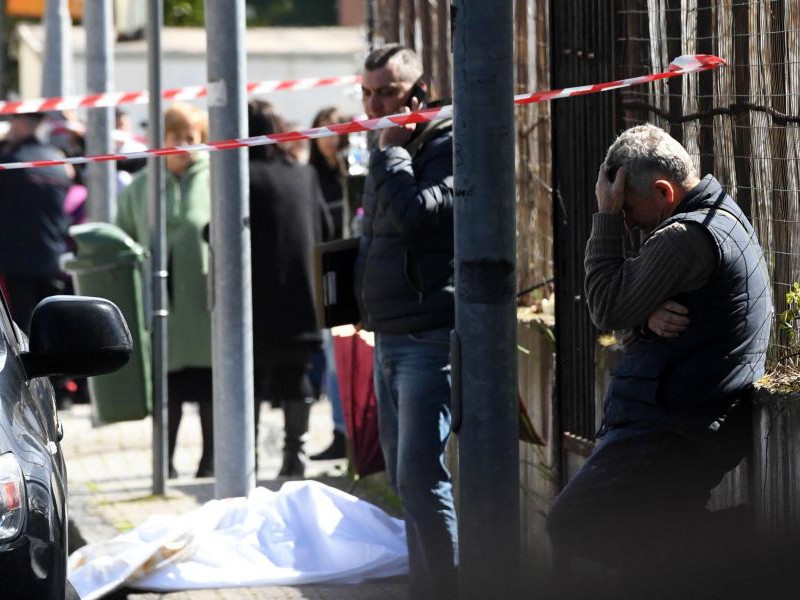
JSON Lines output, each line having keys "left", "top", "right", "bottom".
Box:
{"left": 69, "top": 53, "right": 364, "bottom": 136}
{"left": 17, "top": 25, "right": 366, "bottom": 140}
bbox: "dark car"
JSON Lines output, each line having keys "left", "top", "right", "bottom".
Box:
{"left": 0, "top": 294, "right": 132, "bottom": 599}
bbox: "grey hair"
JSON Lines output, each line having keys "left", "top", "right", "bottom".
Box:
{"left": 604, "top": 124, "right": 697, "bottom": 193}
{"left": 364, "top": 44, "right": 423, "bottom": 84}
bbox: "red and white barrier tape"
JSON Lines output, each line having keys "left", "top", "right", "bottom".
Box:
{"left": 0, "top": 55, "right": 724, "bottom": 171}
{"left": 514, "top": 54, "right": 725, "bottom": 104}
{"left": 0, "top": 74, "right": 362, "bottom": 116}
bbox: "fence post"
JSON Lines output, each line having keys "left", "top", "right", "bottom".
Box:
{"left": 205, "top": 0, "right": 255, "bottom": 499}
{"left": 452, "top": 1, "right": 520, "bottom": 597}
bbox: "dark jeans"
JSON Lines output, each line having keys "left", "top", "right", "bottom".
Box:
{"left": 374, "top": 328, "right": 458, "bottom": 600}
{"left": 545, "top": 403, "right": 761, "bottom": 599}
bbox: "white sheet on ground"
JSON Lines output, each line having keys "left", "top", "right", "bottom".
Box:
{"left": 68, "top": 481, "right": 408, "bottom": 600}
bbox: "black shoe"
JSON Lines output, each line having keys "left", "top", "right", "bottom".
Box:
{"left": 278, "top": 450, "right": 307, "bottom": 477}
{"left": 309, "top": 430, "right": 347, "bottom": 461}
{"left": 195, "top": 458, "right": 214, "bottom": 478}
{"left": 277, "top": 400, "right": 311, "bottom": 477}
{"left": 168, "top": 465, "right": 178, "bottom": 479}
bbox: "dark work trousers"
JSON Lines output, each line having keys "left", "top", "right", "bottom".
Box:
{"left": 545, "top": 401, "right": 763, "bottom": 600}
{"left": 167, "top": 367, "right": 213, "bottom": 477}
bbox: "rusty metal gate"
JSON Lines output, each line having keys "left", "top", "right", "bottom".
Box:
{"left": 550, "top": 0, "right": 620, "bottom": 483}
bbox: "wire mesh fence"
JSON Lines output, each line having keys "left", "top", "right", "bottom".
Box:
{"left": 618, "top": 0, "right": 800, "bottom": 368}
{"left": 516, "top": 0, "right": 555, "bottom": 304}
{"left": 371, "top": 0, "right": 452, "bottom": 104}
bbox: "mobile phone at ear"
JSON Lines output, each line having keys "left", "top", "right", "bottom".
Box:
{"left": 406, "top": 82, "right": 427, "bottom": 110}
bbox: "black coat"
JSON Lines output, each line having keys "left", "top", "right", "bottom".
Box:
{"left": 0, "top": 137, "right": 70, "bottom": 275}
{"left": 310, "top": 155, "right": 344, "bottom": 240}
{"left": 249, "top": 157, "right": 328, "bottom": 369}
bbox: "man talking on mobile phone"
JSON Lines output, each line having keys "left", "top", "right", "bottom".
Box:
{"left": 355, "top": 44, "right": 457, "bottom": 600}
{"left": 546, "top": 124, "right": 773, "bottom": 598}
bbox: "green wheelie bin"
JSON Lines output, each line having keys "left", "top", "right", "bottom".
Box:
{"left": 62, "top": 222, "right": 151, "bottom": 423}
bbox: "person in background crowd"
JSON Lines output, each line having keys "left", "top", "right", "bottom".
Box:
{"left": 282, "top": 120, "right": 310, "bottom": 164}
{"left": 49, "top": 117, "right": 86, "bottom": 162}
{"left": 48, "top": 118, "right": 89, "bottom": 235}
{"left": 46, "top": 116, "right": 90, "bottom": 407}
{"left": 355, "top": 44, "right": 457, "bottom": 600}
{"left": 0, "top": 112, "right": 71, "bottom": 333}
{"left": 115, "top": 107, "right": 133, "bottom": 135}
{"left": 546, "top": 124, "right": 773, "bottom": 599}
{"left": 247, "top": 99, "right": 330, "bottom": 477}
{"left": 309, "top": 106, "right": 349, "bottom": 239}
{"left": 114, "top": 108, "right": 148, "bottom": 189}
{"left": 116, "top": 102, "right": 214, "bottom": 479}
{"left": 307, "top": 106, "right": 350, "bottom": 461}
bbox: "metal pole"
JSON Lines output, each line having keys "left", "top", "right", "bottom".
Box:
{"left": 452, "top": 1, "right": 520, "bottom": 599}
{"left": 85, "top": 0, "right": 116, "bottom": 222}
{"left": 147, "top": 0, "right": 168, "bottom": 496}
{"left": 42, "top": 0, "right": 71, "bottom": 97}
{"left": 205, "top": 0, "right": 255, "bottom": 499}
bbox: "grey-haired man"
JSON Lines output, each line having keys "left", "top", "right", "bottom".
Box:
{"left": 547, "top": 124, "right": 772, "bottom": 597}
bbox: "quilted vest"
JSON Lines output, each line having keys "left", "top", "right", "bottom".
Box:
{"left": 601, "top": 176, "right": 772, "bottom": 435}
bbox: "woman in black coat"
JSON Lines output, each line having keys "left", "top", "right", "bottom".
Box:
{"left": 308, "top": 106, "right": 348, "bottom": 239}
{"left": 248, "top": 100, "right": 330, "bottom": 477}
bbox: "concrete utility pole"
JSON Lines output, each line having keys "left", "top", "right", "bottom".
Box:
{"left": 147, "top": 0, "right": 168, "bottom": 496}
{"left": 85, "top": 0, "right": 116, "bottom": 222}
{"left": 42, "top": 0, "right": 71, "bottom": 97}
{"left": 205, "top": 0, "right": 255, "bottom": 499}
{"left": 452, "top": 1, "right": 520, "bottom": 598}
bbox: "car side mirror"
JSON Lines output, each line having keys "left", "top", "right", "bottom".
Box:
{"left": 20, "top": 296, "right": 133, "bottom": 380}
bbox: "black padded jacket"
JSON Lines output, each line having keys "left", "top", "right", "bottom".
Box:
{"left": 355, "top": 120, "right": 454, "bottom": 334}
